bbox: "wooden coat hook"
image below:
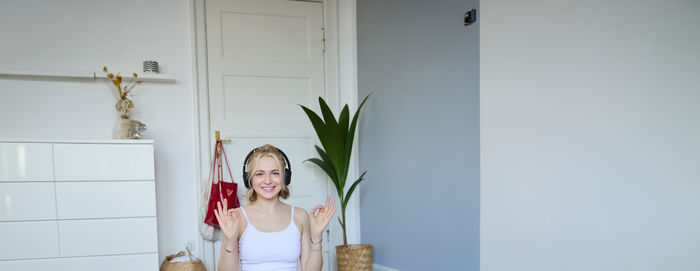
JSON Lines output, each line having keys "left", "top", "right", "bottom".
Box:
{"left": 215, "top": 130, "right": 231, "bottom": 143}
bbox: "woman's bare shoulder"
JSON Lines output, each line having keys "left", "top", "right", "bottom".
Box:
{"left": 294, "top": 206, "right": 309, "bottom": 218}
{"left": 293, "top": 206, "right": 309, "bottom": 225}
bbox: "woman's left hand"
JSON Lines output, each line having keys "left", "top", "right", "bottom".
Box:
{"left": 309, "top": 196, "right": 336, "bottom": 239}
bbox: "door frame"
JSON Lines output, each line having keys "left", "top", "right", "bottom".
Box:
{"left": 188, "top": 0, "right": 360, "bottom": 269}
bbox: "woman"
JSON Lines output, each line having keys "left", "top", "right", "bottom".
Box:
{"left": 214, "top": 144, "right": 335, "bottom": 271}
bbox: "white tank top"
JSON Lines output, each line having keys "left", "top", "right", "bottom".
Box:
{"left": 238, "top": 205, "right": 301, "bottom": 271}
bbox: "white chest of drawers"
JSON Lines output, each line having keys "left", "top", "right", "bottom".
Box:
{"left": 0, "top": 139, "right": 159, "bottom": 271}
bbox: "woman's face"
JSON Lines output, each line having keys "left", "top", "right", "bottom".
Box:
{"left": 251, "top": 156, "right": 283, "bottom": 200}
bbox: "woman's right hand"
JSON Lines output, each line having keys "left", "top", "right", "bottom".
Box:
{"left": 214, "top": 198, "right": 241, "bottom": 241}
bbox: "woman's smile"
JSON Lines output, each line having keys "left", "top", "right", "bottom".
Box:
{"left": 260, "top": 185, "right": 276, "bottom": 192}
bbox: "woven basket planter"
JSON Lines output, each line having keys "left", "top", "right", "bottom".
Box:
{"left": 336, "top": 244, "right": 373, "bottom": 271}
{"left": 160, "top": 251, "right": 206, "bottom": 271}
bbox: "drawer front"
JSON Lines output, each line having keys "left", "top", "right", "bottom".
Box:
{"left": 0, "top": 143, "right": 54, "bottom": 182}
{"left": 0, "top": 253, "right": 159, "bottom": 271}
{"left": 0, "top": 183, "right": 57, "bottom": 221}
{"left": 56, "top": 181, "right": 156, "bottom": 219}
{"left": 58, "top": 217, "right": 158, "bottom": 257}
{"left": 0, "top": 221, "right": 59, "bottom": 260}
{"left": 53, "top": 144, "right": 154, "bottom": 181}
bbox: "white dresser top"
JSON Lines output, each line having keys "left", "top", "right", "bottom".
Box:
{"left": 0, "top": 138, "right": 154, "bottom": 144}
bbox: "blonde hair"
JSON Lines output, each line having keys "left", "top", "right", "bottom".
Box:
{"left": 244, "top": 144, "right": 290, "bottom": 203}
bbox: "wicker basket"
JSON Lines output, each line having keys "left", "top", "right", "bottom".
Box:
{"left": 336, "top": 244, "right": 373, "bottom": 271}
{"left": 160, "top": 250, "right": 207, "bottom": 271}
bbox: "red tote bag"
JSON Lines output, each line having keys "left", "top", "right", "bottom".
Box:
{"left": 204, "top": 141, "right": 240, "bottom": 227}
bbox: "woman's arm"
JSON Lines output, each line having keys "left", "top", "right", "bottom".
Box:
{"left": 214, "top": 200, "right": 243, "bottom": 271}
{"left": 300, "top": 210, "right": 323, "bottom": 271}
{"left": 218, "top": 235, "right": 240, "bottom": 271}
{"left": 301, "top": 197, "right": 335, "bottom": 271}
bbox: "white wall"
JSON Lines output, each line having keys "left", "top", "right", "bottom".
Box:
{"left": 0, "top": 0, "right": 199, "bottom": 261}
{"left": 481, "top": 0, "right": 700, "bottom": 270}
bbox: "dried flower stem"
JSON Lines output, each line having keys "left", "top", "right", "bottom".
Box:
{"left": 103, "top": 66, "right": 141, "bottom": 118}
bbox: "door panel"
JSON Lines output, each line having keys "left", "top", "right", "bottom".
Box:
{"left": 221, "top": 12, "right": 311, "bottom": 61}
{"left": 221, "top": 75, "right": 312, "bottom": 136}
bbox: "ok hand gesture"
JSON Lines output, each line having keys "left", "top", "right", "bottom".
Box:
{"left": 309, "top": 196, "right": 336, "bottom": 238}
{"left": 213, "top": 198, "right": 242, "bottom": 241}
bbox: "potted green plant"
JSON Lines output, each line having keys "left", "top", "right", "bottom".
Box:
{"left": 300, "top": 95, "right": 372, "bottom": 271}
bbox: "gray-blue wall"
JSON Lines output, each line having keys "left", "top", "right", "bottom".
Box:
{"left": 357, "top": 0, "right": 479, "bottom": 269}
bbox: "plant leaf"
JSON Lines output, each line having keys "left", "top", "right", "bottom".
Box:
{"left": 314, "top": 145, "right": 345, "bottom": 196}
{"left": 343, "top": 94, "right": 371, "bottom": 174}
{"left": 305, "top": 157, "right": 341, "bottom": 195}
{"left": 301, "top": 102, "right": 344, "bottom": 182}
{"left": 319, "top": 96, "right": 340, "bottom": 131}
{"left": 337, "top": 105, "right": 350, "bottom": 179}
{"left": 317, "top": 97, "right": 345, "bottom": 180}
{"left": 342, "top": 171, "right": 367, "bottom": 210}
{"left": 299, "top": 104, "right": 331, "bottom": 150}
{"left": 338, "top": 104, "right": 350, "bottom": 141}
{"left": 313, "top": 146, "right": 337, "bottom": 179}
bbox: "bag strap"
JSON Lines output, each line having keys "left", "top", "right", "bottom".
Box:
{"left": 219, "top": 141, "right": 236, "bottom": 185}
{"left": 216, "top": 141, "right": 224, "bottom": 202}
{"left": 217, "top": 141, "right": 236, "bottom": 204}
{"left": 210, "top": 141, "right": 221, "bottom": 184}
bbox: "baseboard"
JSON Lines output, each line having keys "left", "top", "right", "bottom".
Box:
{"left": 373, "top": 263, "right": 399, "bottom": 271}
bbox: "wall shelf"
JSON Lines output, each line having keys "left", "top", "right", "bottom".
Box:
{"left": 0, "top": 69, "right": 176, "bottom": 83}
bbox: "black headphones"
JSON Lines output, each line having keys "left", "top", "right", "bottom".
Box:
{"left": 242, "top": 147, "right": 292, "bottom": 189}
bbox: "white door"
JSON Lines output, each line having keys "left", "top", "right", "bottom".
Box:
{"left": 205, "top": 0, "right": 332, "bottom": 270}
